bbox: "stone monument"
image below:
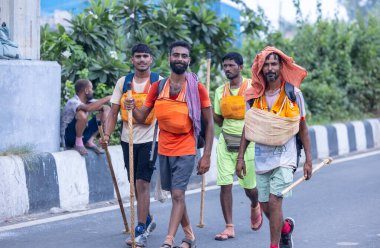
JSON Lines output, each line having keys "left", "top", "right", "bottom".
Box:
{"left": 0, "top": 0, "right": 61, "bottom": 153}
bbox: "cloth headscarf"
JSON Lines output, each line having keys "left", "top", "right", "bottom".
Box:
{"left": 244, "top": 46, "right": 308, "bottom": 101}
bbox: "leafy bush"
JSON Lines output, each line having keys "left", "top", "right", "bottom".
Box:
{"left": 42, "top": 0, "right": 380, "bottom": 131}
{"left": 241, "top": 12, "right": 380, "bottom": 124}
{"left": 42, "top": 0, "right": 268, "bottom": 145}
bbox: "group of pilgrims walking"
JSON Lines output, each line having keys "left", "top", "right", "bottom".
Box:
{"left": 61, "top": 40, "right": 313, "bottom": 248}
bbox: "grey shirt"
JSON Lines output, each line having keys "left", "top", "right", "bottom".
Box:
{"left": 60, "top": 95, "right": 83, "bottom": 137}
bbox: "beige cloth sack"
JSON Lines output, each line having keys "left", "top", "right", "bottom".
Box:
{"left": 245, "top": 108, "right": 300, "bottom": 146}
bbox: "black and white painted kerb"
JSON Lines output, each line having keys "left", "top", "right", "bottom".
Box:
{"left": 1, "top": 118, "right": 379, "bottom": 222}
{"left": 308, "top": 119, "right": 380, "bottom": 160}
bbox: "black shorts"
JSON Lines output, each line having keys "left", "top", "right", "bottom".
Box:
{"left": 121, "top": 141, "right": 158, "bottom": 183}
{"left": 65, "top": 116, "right": 98, "bottom": 147}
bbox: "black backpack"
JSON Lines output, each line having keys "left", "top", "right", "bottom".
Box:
{"left": 122, "top": 72, "right": 160, "bottom": 93}
{"left": 247, "top": 82, "right": 303, "bottom": 168}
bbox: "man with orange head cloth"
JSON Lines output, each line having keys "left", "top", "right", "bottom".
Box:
{"left": 237, "top": 47, "right": 313, "bottom": 248}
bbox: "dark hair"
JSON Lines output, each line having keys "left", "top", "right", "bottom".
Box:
{"left": 169, "top": 40, "right": 191, "bottom": 54}
{"left": 75, "top": 79, "right": 91, "bottom": 94}
{"left": 265, "top": 52, "right": 282, "bottom": 64}
{"left": 222, "top": 52, "right": 244, "bottom": 66}
{"left": 131, "top": 43, "right": 152, "bottom": 55}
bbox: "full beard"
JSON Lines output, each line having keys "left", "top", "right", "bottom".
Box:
{"left": 264, "top": 72, "right": 279, "bottom": 82}
{"left": 86, "top": 94, "right": 94, "bottom": 102}
{"left": 170, "top": 62, "right": 188, "bottom": 74}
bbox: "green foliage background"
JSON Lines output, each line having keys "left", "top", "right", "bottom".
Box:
{"left": 41, "top": 0, "right": 380, "bottom": 144}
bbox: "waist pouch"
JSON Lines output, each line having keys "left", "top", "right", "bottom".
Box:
{"left": 222, "top": 131, "right": 241, "bottom": 152}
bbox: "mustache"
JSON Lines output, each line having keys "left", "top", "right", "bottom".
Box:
{"left": 173, "top": 62, "right": 187, "bottom": 66}
{"left": 170, "top": 61, "right": 188, "bottom": 74}
{"left": 225, "top": 72, "right": 238, "bottom": 80}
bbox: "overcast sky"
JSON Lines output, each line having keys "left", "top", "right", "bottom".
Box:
{"left": 241, "top": 0, "right": 348, "bottom": 29}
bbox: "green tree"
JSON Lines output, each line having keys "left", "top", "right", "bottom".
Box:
{"left": 339, "top": 0, "right": 380, "bottom": 21}
{"left": 240, "top": 10, "right": 380, "bottom": 123}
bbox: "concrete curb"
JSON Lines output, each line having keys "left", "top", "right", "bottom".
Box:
{"left": 1, "top": 118, "right": 379, "bottom": 222}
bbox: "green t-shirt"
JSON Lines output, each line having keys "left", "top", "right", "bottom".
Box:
{"left": 214, "top": 82, "right": 246, "bottom": 135}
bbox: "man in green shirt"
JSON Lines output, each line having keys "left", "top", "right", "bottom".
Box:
{"left": 213, "top": 52, "right": 262, "bottom": 241}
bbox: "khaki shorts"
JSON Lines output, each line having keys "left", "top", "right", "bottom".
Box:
{"left": 256, "top": 167, "right": 294, "bottom": 202}
{"left": 216, "top": 134, "right": 256, "bottom": 189}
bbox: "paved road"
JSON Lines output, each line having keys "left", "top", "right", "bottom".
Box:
{"left": 1, "top": 151, "right": 380, "bottom": 248}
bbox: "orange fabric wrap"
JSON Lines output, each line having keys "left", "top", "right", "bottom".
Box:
{"left": 120, "top": 92, "right": 155, "bottom": 125}
{"left": 155, "top": 99, "right": 192, "bottom": 134}
{"left": 252, "top": 83, "right": 300, "bottom": 118}
{"left": 154, "top": 80, "right": 192, "bottom": 134}
{"left": 120, "top": 80, "right": 155, "bottom": 125}
{"left": 245, "top": 46, "right": 308, "bottom": 101}
{"left": 220, "top": 79, "right": 249, "bottom": 119}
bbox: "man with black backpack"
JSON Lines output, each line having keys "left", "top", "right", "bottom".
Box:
{"left": 124, "top": 40, "right": 214, "bottom": 248}
{"left": 237, "top": 47, "right": 313, "bottom": 248}
{"left": 102, "top": 43, "right": 161, "bottom": 247}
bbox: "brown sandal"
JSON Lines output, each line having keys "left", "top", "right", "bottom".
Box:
{"left": 160, "top": 235, "right": 174, "bottom": 248}
{"left": 74, "top": 145, "right": 88, "bottom": 156}
{"left": 251, "top": 204, "right": 263, "bottom": 231}
{"left": 85, "top": 144, "right": 104, "bottom": 154}
{"left": 174, "top": 238, "right": 197, "bottom": 248}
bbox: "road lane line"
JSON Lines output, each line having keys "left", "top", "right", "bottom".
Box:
{"left": 1, "top": 150, "right": 379, "bottom": 232}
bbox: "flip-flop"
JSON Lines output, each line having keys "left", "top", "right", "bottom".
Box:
{"left": 85, "top": 145, "right": 104, "bottom": 154}
{"left": 251, "top": 204, "right": 263, "bottom": 231}
{"left": 74, "top": 145, "right": 88, "bottom": 156}
{"left": 215, "top": 231, "right": 235, "bottom": 241}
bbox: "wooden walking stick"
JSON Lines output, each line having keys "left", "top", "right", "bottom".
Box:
{"left": 126, "top": 84, "right": 136, "bottom": 248}
{"left": 97, "top": 121, "right": 130, "bottom": 234}
{"left": 277, "top": 157, "right": 333, "bottom": 197}
{"left": 197, "top": 52, "right": 211, "bottom": 228}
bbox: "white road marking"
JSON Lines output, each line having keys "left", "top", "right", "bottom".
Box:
{"left": 0, "top": 150, "right": 379, "bottom": 233}
{"left": 336, "top": 241, "right": 359, "bottom": 246}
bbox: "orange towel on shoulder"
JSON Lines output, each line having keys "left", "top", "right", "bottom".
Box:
{"left": 245, "top": 46, "right": 308, "bottom": 101}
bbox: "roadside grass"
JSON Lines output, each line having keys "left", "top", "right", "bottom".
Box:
{"left": 0, "top": 144, "right": 35, "bottom": 157}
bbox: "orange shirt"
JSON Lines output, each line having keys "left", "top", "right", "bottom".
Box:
{"left": 144, "top": 79, "right": 211, "bottom": 156}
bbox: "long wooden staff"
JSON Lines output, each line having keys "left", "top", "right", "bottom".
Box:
{"left": 127, "top": 86, "right": 136, "bottom": 248}
{"left": 197, "top": 52, "right": 211, "bottom": 228}
{"left": 278, "top": 157, "right": 333, "bottom": 197}
{"left": 97, "top": 122, "right": 130, "bottom": 233}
